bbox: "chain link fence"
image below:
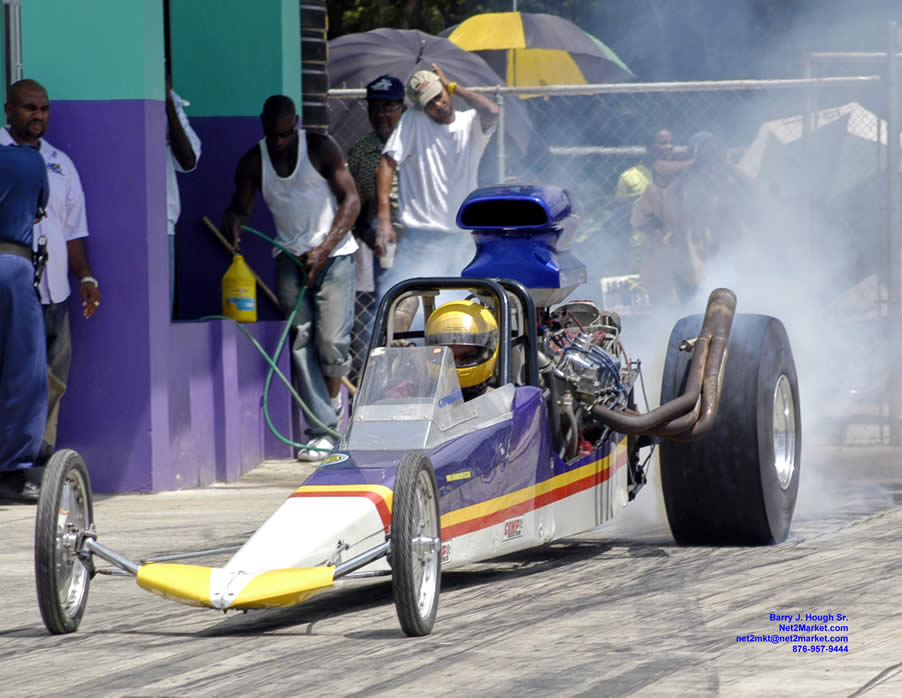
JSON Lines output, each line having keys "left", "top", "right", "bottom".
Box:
{"left": 332, "top": 75, "right": 900, "bottom": 443}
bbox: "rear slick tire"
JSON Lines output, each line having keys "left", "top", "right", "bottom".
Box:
{"left": 391, "top": 451, "right": 441, "bottom": 636}
{"left": 34, "top": 449, "right": 94, "bottom": 634}
{"left": 659, "top": 314, "right": 801, "bottom": 545}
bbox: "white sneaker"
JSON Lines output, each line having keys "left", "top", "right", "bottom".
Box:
{"left": 297, "top": 435, "right": 335, "bottom": 462}
{"left": 331, "top": 392, "right": 343, "bottom": 417}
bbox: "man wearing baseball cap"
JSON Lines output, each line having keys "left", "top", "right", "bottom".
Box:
{"left": 346, "top": 74, "right": 408, "bottom": 381}
{"left": 373, "top": 64, "right": 498, "bottom": 297}
{"left": 348, "top": 74, "right": 406, "bottom": 256}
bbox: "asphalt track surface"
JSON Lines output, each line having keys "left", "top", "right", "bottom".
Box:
{"left": 1, "top": 444, "right": 900, "bottom": 697}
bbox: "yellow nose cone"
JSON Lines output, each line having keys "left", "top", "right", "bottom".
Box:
{"left": 136, "top": 563, "right": 337, "bottom": 609}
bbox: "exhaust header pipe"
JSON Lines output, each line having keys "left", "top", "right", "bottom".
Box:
{"left": 591, "top": 288, "right": 736, "bottom": 441}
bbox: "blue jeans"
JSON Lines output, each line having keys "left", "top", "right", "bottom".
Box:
{"left": 0, "top": 255, "right": 48, "bottom": 470}
{"left": 275, "top": 252, "right": 355, "bottom": 438}
{"left": 376, "top": 227, "right": 476, "bottom": 299}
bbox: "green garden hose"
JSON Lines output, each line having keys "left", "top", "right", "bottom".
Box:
{"left": 201, "top": 224, "right": 343, "bottom": 455}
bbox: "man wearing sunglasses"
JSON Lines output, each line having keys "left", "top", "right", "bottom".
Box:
{"left": 346, "top": 75, "right": 409, "bottom": 381}
{"left": 222, "top": 95, "right": 360, "bottom": 461}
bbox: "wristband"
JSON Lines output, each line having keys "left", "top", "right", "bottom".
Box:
{"left": 447, "top": 81, "right": 457, "bottom": 95}
{"left": 80, "top": 276, "right": 99, "bottom": 288}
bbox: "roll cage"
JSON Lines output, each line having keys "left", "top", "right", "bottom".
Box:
{"left": 367, "top": 277, "right": 540, "bottom": 390}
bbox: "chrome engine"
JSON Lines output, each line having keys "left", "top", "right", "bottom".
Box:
{"left": 534, "top": 299, "right": 642, "bottom": 474}
{"left": 542, "top": 300, "right": 638, "bottom": 411}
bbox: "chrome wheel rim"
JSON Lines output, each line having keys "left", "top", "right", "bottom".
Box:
{"left": 410, "top": 470, "right": 440, "bottom": 618}
{"left": 55, "top": 468, "right": 91, "bottom": 618}
{"left": 772, "top": 374, "right": 797, "bottom": 490}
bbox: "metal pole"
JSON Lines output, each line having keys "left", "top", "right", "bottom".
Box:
{"left": 8, "top": 1, "right": 22, "bottom": 83}
{"left": 333, "top": 541, "right": 390, "bottom": 579}
{"left": 329, "top": 76, "right": 883, "bottom": 100}
{"left": 888, "top": 21, "right": 902, "bottom": 444}
{"left": 496, "top": 88, "right": 506, "bottom": 183}
{"left": 803, "top": 52, "right": 812, "bottom": 142}
{"left": 83, "top": 538, "right": 141, "bottom": 576}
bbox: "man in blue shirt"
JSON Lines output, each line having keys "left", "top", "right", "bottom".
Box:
{"left": 0, "top": 144, "right": 50, "bottom": 502}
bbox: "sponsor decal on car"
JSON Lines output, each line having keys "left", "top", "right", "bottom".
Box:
{"left": 503, "top": 516, "right": 524, "bottom": 541}
{"left": 440, "top": 542, "right": 452, "bottom": 563}
{"left": 438, "top": 389, "right": 463, "bottom": 407}
{"left": 321, "top": 453, "right": 350, "bottom": 465}
{"left": 446, "top": 471, "right": 471, "bottom": 482}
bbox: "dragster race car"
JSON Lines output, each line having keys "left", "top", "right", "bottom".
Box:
{"left": 34, "top": 185, "right": 801, "bottom": 637}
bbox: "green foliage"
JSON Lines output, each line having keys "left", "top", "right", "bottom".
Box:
{"left": 326, "top": 0, "right": 902, "bottom": 80}
{"left": 329, "top": 0, "right": 609, "bottom": 37}
{"left": 331, "top": 0, "right": 489, "bottom": 38}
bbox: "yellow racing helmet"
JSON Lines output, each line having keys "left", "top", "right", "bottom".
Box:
{"left": 425, "top": 299, "right": 499, "bottom": 393}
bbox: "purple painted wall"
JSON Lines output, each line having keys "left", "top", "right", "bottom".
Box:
{"left": 162, "top": 320, "right": 294, "bottom": 491}
{"left": 49, "top": 101, "right": 294, "bottom": 493}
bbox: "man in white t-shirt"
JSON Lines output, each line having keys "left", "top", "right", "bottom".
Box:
{"left": 2, "top": 79, "right": 101, "bottom": 463}
{"left": 165, "top": 72, "right": 201, "bottom": 317}
{"left": 374, "top": 65, "right": 498, "bottom": 298}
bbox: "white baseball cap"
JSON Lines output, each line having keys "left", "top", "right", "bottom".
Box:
{"left": 407, "top": 70, "right": 443, "bottom": 109}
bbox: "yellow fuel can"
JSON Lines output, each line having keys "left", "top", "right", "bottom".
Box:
{"left": 222, "top": 254, "right": 257, "bottom": 323}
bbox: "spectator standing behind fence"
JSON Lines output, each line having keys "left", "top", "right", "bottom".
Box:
{"left": 165, "top": 72, "right": 201, "bottom": 317}
{"left": 374, "top": 65, "right": 498, "bottom": 295}
{"left": 222, "top": 95, "right": 360, "bottom": 461}
{"left": 0, "top": 145, "right": 49, "bottom": 502}
{"left": 346, "top": 75, "right": 408, "bottom": 380}
{"left": 615, "top": 128, "right": 695, "bottom": 202}
{"left": 1, "top": 79, "right": 101, "bottom": 464}
{"left": 615, "top": 128, "right": 675, "bottom": 201}
{"left": 631, "top": 131, "right": 745, "bottom": 304}
{"left": 610, "top": 128, "right": 691, "bottom": 279}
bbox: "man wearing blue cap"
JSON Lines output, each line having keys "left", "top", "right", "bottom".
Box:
{"left": 348, "top": 75, "right": 406, "bottom": 280}
{"left": 0, "top": 143, "right": 50, "bottom": 502}
{"left": 347, "top": 75, "right": 409, "bottom": 381}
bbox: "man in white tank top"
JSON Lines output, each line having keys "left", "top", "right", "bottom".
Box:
{"left": 222, "top": 95, "right": 360, "bottom": 460}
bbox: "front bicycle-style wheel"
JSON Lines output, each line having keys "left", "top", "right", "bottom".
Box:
{"left": 391, "top": 451, "right": 442, "bottom": 637}
{"left": 34, "top": 449, "right": 94, "bottom": 634}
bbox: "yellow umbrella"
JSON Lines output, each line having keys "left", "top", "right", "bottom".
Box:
{"left": 444, "top": 11, "right": 633, "bottom": 87}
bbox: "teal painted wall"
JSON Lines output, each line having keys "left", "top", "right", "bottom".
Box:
{"left": 22, "top": 0, "right": 164, "bottom": 101}
{"left": 14, "top": 0, "right": 304, "bottom": 492}
{"left": 169, "top": 0, "right": 301, "bottom": 117}
{"left": 19, "top": 0, "right": 301, "bottom": 112}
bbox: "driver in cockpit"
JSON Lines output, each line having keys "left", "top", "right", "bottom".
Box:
{"left": 424, "top": 299, "right": 499, "bottom": 400}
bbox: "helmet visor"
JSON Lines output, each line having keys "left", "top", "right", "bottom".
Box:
{"left": 427, "top": 330, "right": 498, "bottom": 368}
{"left": 449, "top": 344, "right": 492, "bottom": 367}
